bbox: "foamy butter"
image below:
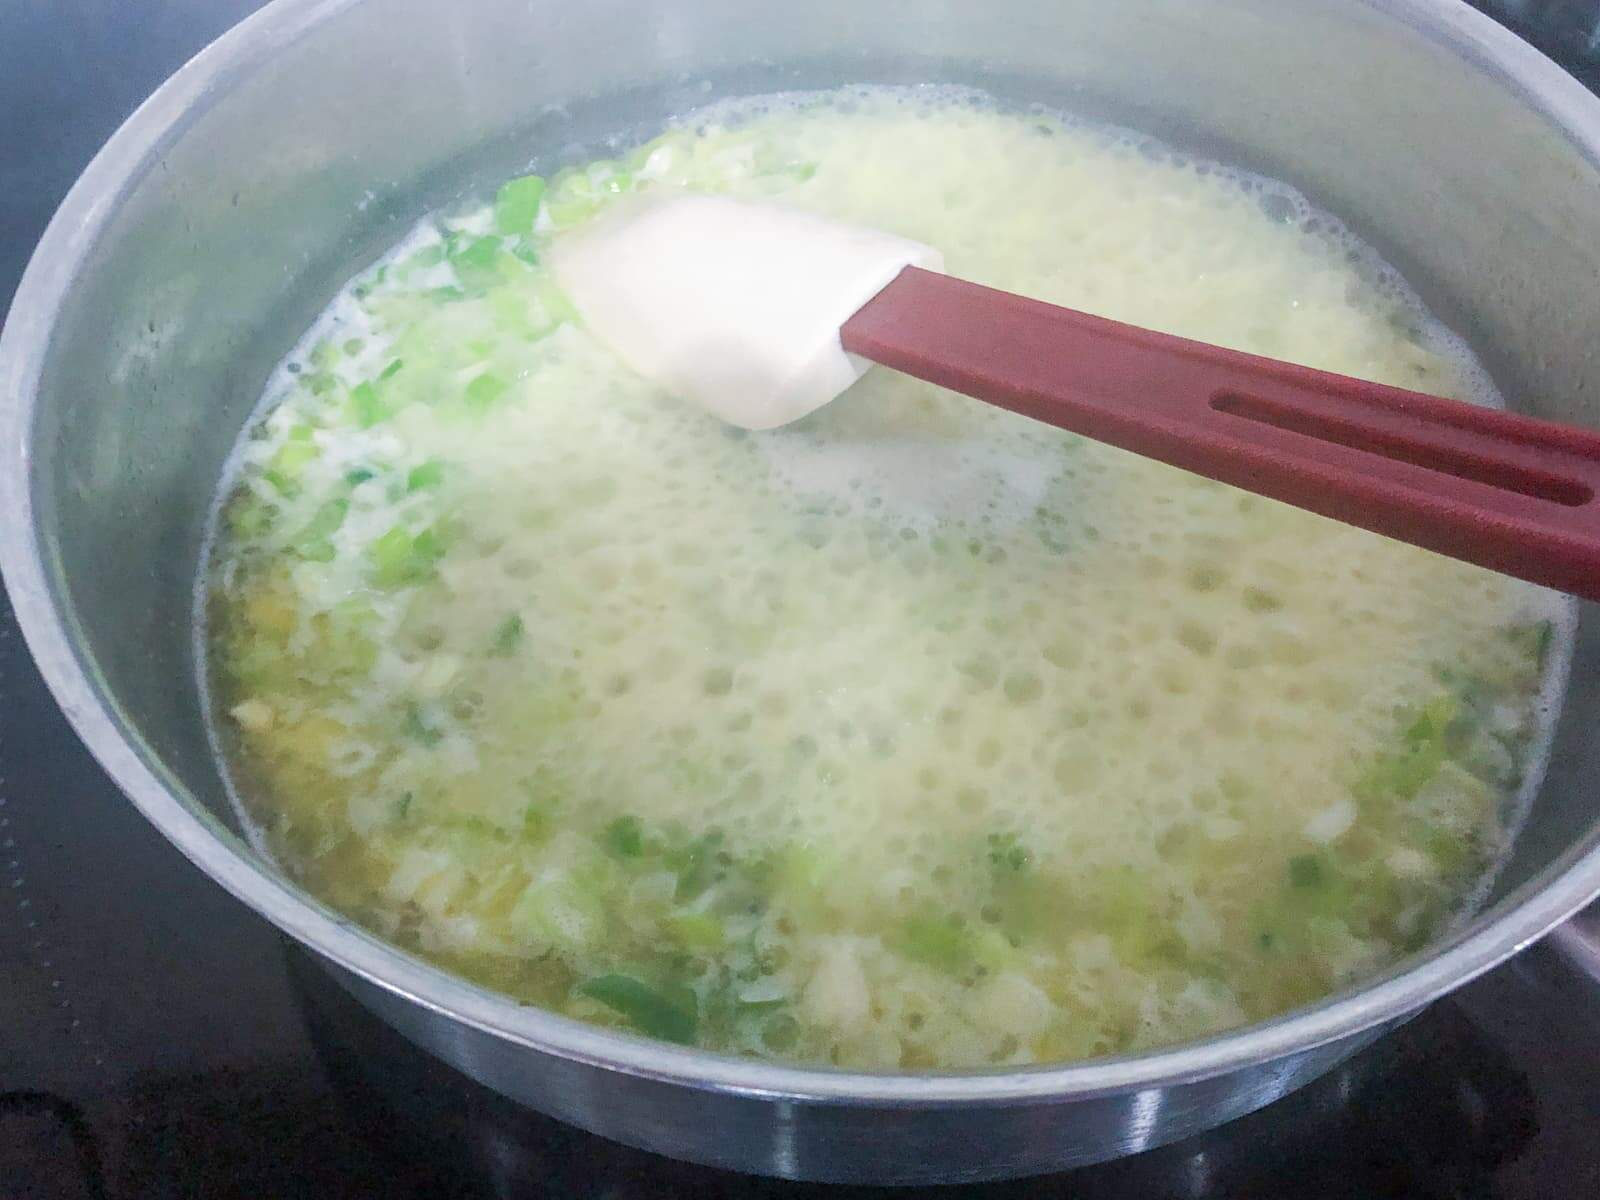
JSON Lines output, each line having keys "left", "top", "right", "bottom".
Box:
{"left": 205, "top": 86, "right": 1572, "bottom": 1071}
{"left": 553, "top": 194, "right": 943, "bottom": 429}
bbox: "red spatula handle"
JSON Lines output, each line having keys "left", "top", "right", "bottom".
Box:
{"left": 842, "top": 266, "right": 1600, "bottom": 601}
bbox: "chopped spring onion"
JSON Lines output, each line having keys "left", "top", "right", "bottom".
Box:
{"left": 406, "top": 460, "right": 445, "bottom": 492}
{"left": 489, "top": 614, "right": 524, "bottom": 657}
{"left": 578, "top": 974, "right": 698, "bottom": 1044}
{"left": 369, "top": 525, "right": 447, "bottom": 588}
{"left": 603, "top": 815, "right": 644, "bottom": 858}
{"left": 464, "top": 372, "right": 509, "bottom": 413}
{"left": 493, "top": 174, "right": 547, "bottom": 235}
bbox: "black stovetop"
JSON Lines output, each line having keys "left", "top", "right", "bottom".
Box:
{"left": 4, "top": 3, "right": 1600, "bottom": 1197}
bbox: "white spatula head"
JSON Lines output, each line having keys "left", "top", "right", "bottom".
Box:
{"left": 550, "top": 194, "right": 943, "bottom": 430}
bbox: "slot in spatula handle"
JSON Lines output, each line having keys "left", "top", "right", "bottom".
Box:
{"left": 842, "top": 266, "right": 1600, "bottom": 600}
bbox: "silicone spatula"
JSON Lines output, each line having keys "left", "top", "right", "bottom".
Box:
{"left": 553, "top": 194, "right": 1600, "bottom": 600}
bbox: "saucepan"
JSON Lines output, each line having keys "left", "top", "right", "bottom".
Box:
{"left": 4, "top": 0, "right": 1600, "bottom": 1183}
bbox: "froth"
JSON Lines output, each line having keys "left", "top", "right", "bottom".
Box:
{"left": 205, "top": 84, "right": 1569, "bottom": 1070}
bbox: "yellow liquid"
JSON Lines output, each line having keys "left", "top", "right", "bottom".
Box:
{"left": 208, "top": 88, "right": 1563, "bottom": 1068}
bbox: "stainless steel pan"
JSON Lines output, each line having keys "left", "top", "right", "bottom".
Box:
{"left": 4, "top": 0, "right": 1600, "bottom": 1183}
